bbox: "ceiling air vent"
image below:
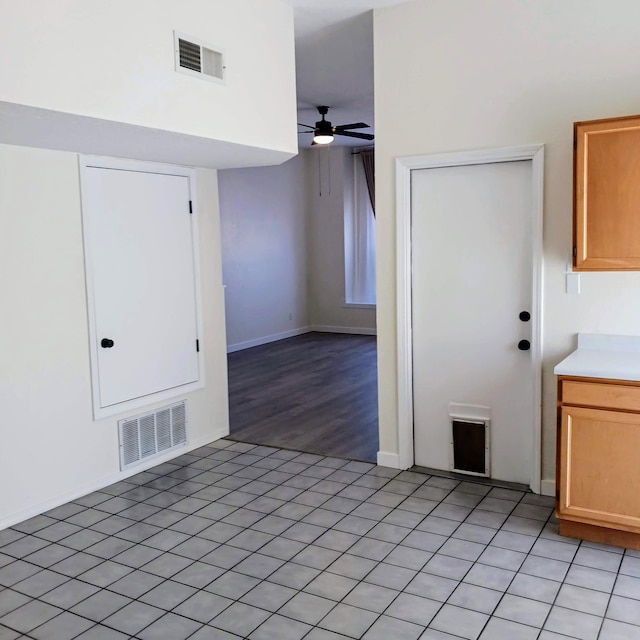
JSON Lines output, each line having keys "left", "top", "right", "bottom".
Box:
{"left": 174, "top": 32, "right": 225, "bottom": 84}
{"left": 118, "top": 400, "right": 188, "bottom": 470}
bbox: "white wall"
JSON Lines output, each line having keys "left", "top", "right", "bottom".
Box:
{"left": 374, "top": 0, "right": 640, "bottom": 485}
{"left": 0, "top": 143, "right": 229, "bottom": 528}
{"left": 218, "top": 155, "right": 310, "bottom": 351}
{"left": 0, "top": 0, "right": 297, "bottom": 164}
{"left": 307, "top": 146, "right": 377, "bottom": 332}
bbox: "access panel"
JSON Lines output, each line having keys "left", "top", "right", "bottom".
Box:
{"left": 81, "top": 159, "right": 201, "bottom": 417}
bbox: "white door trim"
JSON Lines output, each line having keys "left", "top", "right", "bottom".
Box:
{"left": 394, "top": 145, "right": 544, "bottom": 492}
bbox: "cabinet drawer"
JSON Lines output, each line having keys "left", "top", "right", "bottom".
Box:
{"left": 561, "top": 379, "right": 640, "bottom": 412}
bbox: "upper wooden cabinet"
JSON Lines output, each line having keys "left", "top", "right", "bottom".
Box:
{"left": 574, "top": 114, "right": 640, "bottom": 270}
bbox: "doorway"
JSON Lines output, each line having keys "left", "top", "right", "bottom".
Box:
{"left": 395, "top": 145, "right": 544, "bottom": 491}
{"left": 218, "top": 149, "right": 379, "bottom": 463}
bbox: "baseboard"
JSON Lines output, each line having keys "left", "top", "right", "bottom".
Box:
{"left": 377, "top": 451, "right": 402, "bottom": 469}
{"left": 312, "top": 325, "right": 377, "bottom": 336}
{"left": 227, "top": 327, "right": 312, "bottom": 353}
{"left": 0, "top": 429, "right": 229, "bottom": 531}
{"left": 540, "top": 478, "right": 556, "bottom": 497}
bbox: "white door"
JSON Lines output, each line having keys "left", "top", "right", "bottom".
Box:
{"left": 411, "top": 160, "right": 533, "bottom": 484}
{"left": 82, "top": 164, "right": 200, "bottom": 412}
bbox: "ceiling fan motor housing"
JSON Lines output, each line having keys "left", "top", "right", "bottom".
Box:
{"left": 315, "top": 106, "right": 333, "bottom": 134}
{"left": 315, "top": 119, "right": 333, "bottom": 134}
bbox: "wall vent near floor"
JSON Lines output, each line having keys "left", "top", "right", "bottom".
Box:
{"left": 174, "top": 31, "right": 225, "bottom": 83}
{"left": 449, "top": 403, "right": 490, "bottom": 478}
{"left": 118, "top": 401, "right": 187, "bottom": 470}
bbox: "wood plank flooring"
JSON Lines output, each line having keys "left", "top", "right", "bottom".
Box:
{"left": 227, "top": 332, "right": 378, "bottom": 462}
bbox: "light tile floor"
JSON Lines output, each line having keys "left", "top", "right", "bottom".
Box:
{"left": 1, "top": 439, "right": 640, "bottom": 639}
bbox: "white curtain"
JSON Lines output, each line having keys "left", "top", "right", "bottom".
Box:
{"left": 345, "top": 154, "right": 376, "bottom": 304}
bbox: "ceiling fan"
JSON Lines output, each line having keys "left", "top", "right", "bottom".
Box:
{"left": 298, "top": 106, "right": 374, "bottom": 145}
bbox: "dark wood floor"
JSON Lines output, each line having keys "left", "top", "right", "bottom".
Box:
{"left": 227, "top": 332, "right": 379, "bottom": 462}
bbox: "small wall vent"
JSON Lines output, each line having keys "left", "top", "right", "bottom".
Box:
{"left": 174, "top": 32, "right": 225, "bottom": 83}
{"left": 451, "top": 420, "right": 489, "bottom": 477}
{"left": 118, "top": 401, "right": 187, "bottom": 470}
{"left": 448, "top": 403, "right": 490, "bottom": 478}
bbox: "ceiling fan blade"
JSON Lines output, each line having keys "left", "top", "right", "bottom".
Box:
{"left": 297, "top": 123, "right": 315, "bottom": 129}
{"left": 297, "top": 131, "right": 314, "bottom": 134}
{"left": 334, "top": 122, "right": 370, "bottom": 131}
{"left": 334, "top": 131, "right": 375, "bottom": 140}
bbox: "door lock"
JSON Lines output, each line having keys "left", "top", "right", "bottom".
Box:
{"left": 100, "top": 338, "right": 115, "bottom": 348}
{"left": 519, "top": 311, "right": 531, "bottom": 322}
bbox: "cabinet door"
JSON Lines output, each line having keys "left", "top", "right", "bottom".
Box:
{"left": 559, "top": 405, "right": 640, "bottom": 531}
{"left": 574, "top": 114, "right": 640, "bottom": 270}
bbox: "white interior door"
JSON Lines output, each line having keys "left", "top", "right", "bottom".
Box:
{"left": 82, "top": 163, "right": 200, "bottom": 413}
{"left": 411, "top": 160, "right": 534, "bottom": 484}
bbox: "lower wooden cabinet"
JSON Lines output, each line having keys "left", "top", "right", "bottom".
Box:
{"left": 557, "top": 376, "right": 640, "bottom": 550}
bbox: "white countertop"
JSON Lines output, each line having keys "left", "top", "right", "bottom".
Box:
{"left": 554, "top": 334, "right": 640, "bottom": 381}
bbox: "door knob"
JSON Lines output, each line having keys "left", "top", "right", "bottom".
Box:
{"left": 519, "top": 311, "right": 531, "bottom": 322}
{"left": 101, "top": 338, "right": 115, "bottom": 348}
{"left": 518, "top": 339, "right": 530, "bottom": 351}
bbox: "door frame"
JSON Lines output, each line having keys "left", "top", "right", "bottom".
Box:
{"left": 395, "top": 145, "right": 544, "bottom": 492}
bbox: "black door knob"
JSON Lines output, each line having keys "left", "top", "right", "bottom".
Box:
{"left": 101, "top": 338, "right": 115, "bottom": 348}
{"left": 519, "top": 311, "right": 531, "bottom": 322}
{"left": 518, "top": 339, "right": 530, "bottom": 351}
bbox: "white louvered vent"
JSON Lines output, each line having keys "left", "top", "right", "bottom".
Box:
{"left": 118, "top": 401, "right": 187, "bottom": 470}
{"left": 174, "top": 32, "right": 225, "bottom": 83}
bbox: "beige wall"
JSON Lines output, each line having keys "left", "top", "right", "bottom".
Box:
{"left": 218, "top": 146, "right": 376, "bottom": 350}
{"left": 307, "top": 146, "right": 377, "bottom": 332}
{"left": 219, "top": 155, "right": 310, "bottom": 350}
{"left": 0, "top": 144, "right": 229, "bottom": 527}
{"left": 374, "top": 0, "right": 640, "bottom": 486}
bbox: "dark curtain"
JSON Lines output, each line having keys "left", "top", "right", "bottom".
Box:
{"left": 360, "top": 148, "right": 375, "bottom": 216}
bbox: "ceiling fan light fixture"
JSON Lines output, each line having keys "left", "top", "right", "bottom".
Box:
{"left": 313, "top": 111, "right": 334, "bottom": 145}
{"left": 313, "top": 132, "right": 334, "bottom": 145}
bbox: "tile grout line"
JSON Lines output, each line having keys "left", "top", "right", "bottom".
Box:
{"left": 1, "top": 439, "right": 636, "bottom": 640}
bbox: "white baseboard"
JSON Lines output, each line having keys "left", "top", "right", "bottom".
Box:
{"left": 0, "top": 429, "right": 229, "bottom": 531}
{"left": 227, "top": 327, "right": 312, "bottom": 353}
{"left": 377, "top": 451, "right": 402, "bottom": 468}
{"left": 540, "top": 478, "right": 556, "bottom": 497}
{"left": 312, "top": 325, "right": 377, "bottom": 336}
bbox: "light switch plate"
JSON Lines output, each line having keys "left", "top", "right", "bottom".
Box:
{"left": 566, "top": 272, "right": 581, "bottom": 295}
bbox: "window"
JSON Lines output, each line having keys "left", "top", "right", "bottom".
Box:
{"left": 344, "top": 152, "right": 376, "bottom": 305}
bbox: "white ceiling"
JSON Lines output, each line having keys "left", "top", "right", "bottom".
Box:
{"left": 283, "top": 0, "right": 408, "bottom": 39}
{"left": 283, "top": 0, "right": 408, "bottom": 147}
